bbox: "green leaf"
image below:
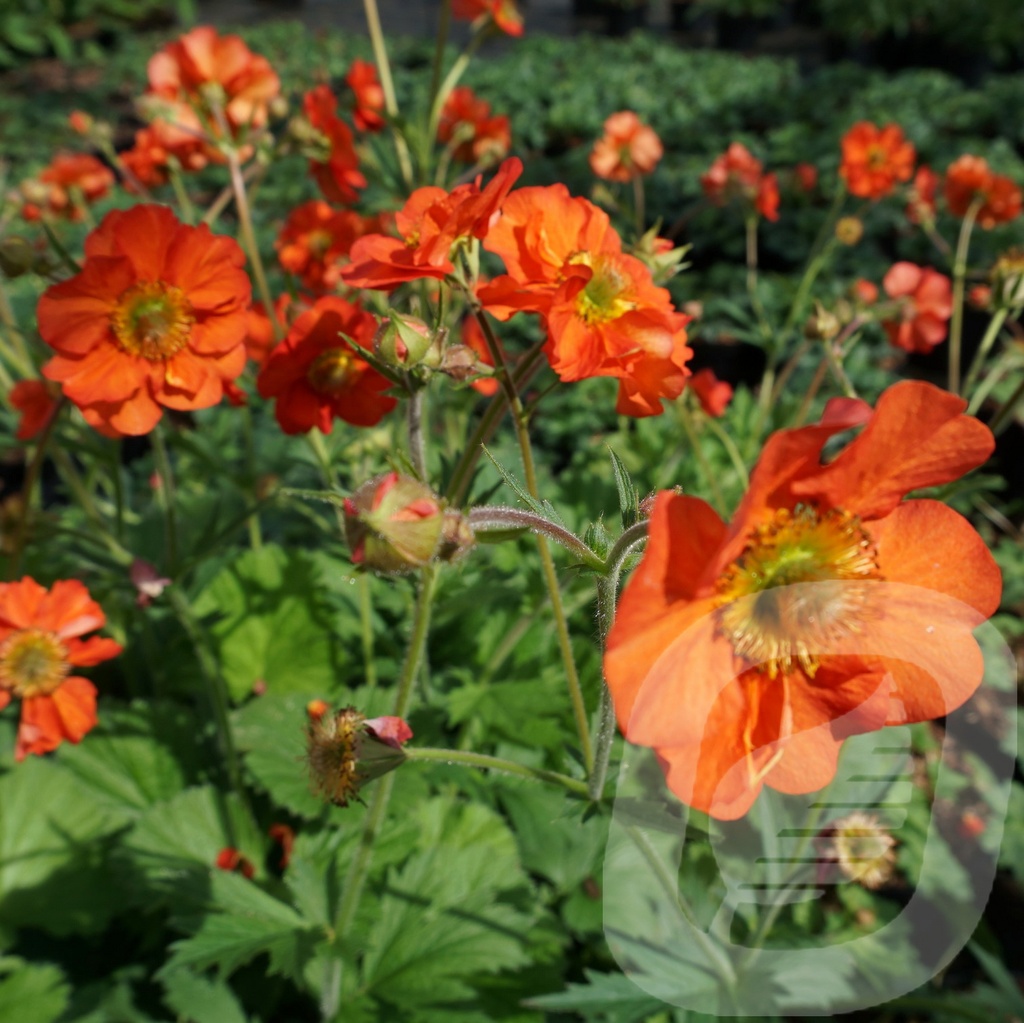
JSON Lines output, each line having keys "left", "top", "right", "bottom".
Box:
{"left": 608, "top": 446, "right": 640, "bottom": 529}
{"left": 0, "top": 757, "right": 128, "bottom": 938}
{"left": 232, "top": 693, "right": 326, "bottom": 820}
{"left": 481, "top": 446, "right": 568, "bottom": 529}
{"left": 162, "top": 970, "right": 249, "bottom": 1023}
{"left": 191, "top": 544, "right": 342, "bottom": 700}
{"left": 359, "top": 798, "right": 535, "bottom": 1008}
{"left": 0, "top": 960, "right": 70, "bottom": 1023}
{"left": 161, "top": 870, "right": 317, "bottom": 981}
{"left": 524, "top": 969, "right": 665, "bottom": 1021}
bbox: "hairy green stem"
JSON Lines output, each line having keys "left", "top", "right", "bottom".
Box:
{"left": 406, "top": 746, "right": 590, "bottom": 797}
{"left": 467, "top": 505, "right": 604, "bottom": 571}
{"left": 949, "top": 197, "right": 982, "bottom": 395}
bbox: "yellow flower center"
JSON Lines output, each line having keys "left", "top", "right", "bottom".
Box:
{"left": 111, "top": 281, "right": 194, "bottom": 360}
{"left": 715, "top": 506, "right": 882, "bottom": 678}
{"left": 830, "top": 812, "right": 896, "bottom": 888}
{"left": 0, "top": 628, "right": 70, "bottom": 698}
{"left": 306, "top": 706, "right": 363, "bottom": 807}
{"left": 307, "top": 348, "right": 357, "bottom": 394}
{"left": 570, "top": 254, "right": 636, "bottom": 325}
{"left": 306, "top": 229, "right": 333, "bottom": 258}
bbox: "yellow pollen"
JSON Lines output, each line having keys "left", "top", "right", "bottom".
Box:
{"left": 0, "top": 628, "right": 70, "bottom": 698}
{"left": 715, "top": 506, "right": 882, "bottom": 678}
{"left": 572, "top": 254, "right": 636, "bottom": 325}
{"left": 307, "top": 348, "right": 357, "bottom": 394}
{"left": 111, "top": 281, "right": 194, "bottom": 360}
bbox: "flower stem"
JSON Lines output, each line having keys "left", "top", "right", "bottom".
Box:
{"left": 335, "top": 564, "right": 438, "bottom": 940}
{"left": 406, "top": 386, "right": 428, "bottom": 479}
{"left": 467, "top": 505, "right": 604, "bottom": 571}
{"left": 962, "top": 307, "right": 1009, "bottom": 399}
{"left": 470, "top": 307, "right": 593, "bottom": 770}
{"left": 405, "top": 746, "right": 590, "bottom": 797}
{"left": 151, "top": 424, "right": 179, "bottom": 575}
{"left": 362, "top": 0, "right": 414, "bottom": 189}
{"left": 949, "top": 197, "right": 982, "bottom": 395}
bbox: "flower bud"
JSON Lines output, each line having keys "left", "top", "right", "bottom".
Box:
{"left": 835, "top": 216, "right": 864, "bottom": 246}
{"left": 343, "top": 472, "right": 445, "bottom": 574}
{"left": 306, "top": 706, "right": 412, "bottom": 807}
{"left": 991, "top": 248, "right": 1024, "bottom": 310}
{"left": 804, "top": 302, "right": 840, "bottom": 341}
{"left": 374, "top": 311, "right": 444, "bottom": 369}
{"left": 0, "top": 236, "right": 35, "bottom": 279}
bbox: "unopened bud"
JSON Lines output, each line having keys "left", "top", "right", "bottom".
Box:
{"left": 343, "top": 472, "right": 445, "bottom": 574}
{"left": 850, "top": 278, "right": 878, "bottom": 306}
{"left": 374, "top": 311, "right": 443, "bottom": 369}
{"left": 0, "top": 236, "right": 35, "bottom": 278}
{"left": 68, "top": 110, "right": 93, "bottom": 134}
{"left": 835, "top": 216, "right": 864, "bottom": 246}
{"left": 439, "top": 343, "right": 480, "bottom": 382}
{"left": 804, "top": 302, "right": 840, "bottom": 341}
{"left": 306, "top": 706, "right": 412, "bottom": 807}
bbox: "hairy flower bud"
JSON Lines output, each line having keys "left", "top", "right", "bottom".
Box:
{"left": 343, "top": 472, "right": 445, "bottom": 574}
{"left": 0, "top": 236, "right": 36, "bottom": 279}
{"left": 306, "top": 706, "right": 412, "bottom": 807}
{"left": 374, "top": 311, "right": 444, "bottom": 369}
{"left": 804, "top": 302, "right": 840, "bottom": 341}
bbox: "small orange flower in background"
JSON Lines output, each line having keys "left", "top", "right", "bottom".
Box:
{"left": 851, "top": 278, "right": 879, "bottom": 306}
{"left": 452, "top": 0, "right": 524, "bottom": 36}
{"left": 906, "top": 165, "right": 939, "bottom": 225}
{"left": 480, "top": 183, "right": 692, "bottom": 416}
{"left": 10, "top": 380, "right": 61, "bottom": 441}
{"left": 146, "top": 26, "right": 280, "bottom": 144}
{"left": 215, "top": 848, "right": 255, "bottom": 879}
{"left": 437, "top": 87, "right": 511, "bottom": 165}
{"left": 345, "top": 59, "right": 386, "bottom": 133}
{"left": 120, "top": 125, "right": 208, "bottom": 191}
{"left": 604, "top": 380, "right": 999, "bottom": 820}
{"left": 302, "top": 85, "right": 366, "bottom": 205}
{"left": 688, "top": 368, "right": 733, "bottom": 417}
{"left": 276, "top": 201, "right": 386, "bottom": 293}
{"left": 839, "top": 121, "right": 915, "bottom": 200}
{"left": 268, "top": 823, "right": 295, "bottom": 869}
{"left": 881, "top": 262, "right": 953, "bottom": 354}
{"left": 944, "top": 155, "right": 1022, "bottom": 228}
{"left": 256, "top": 296, "right": 396, "bottom": 434}
{"left": 341, "top": 157, "right": 522, "bottom": 290}
{"left": 0, "top": 577, "right": 121, "bottom": 761}
{"left": 792, "top": 162, "right": 818, "bottom": 194}
{"left": 19, "top": 153, "right": 115, "bottom": 222}
{"left": 589, "top": 111, "right": 663, "bottom": 183}
{"left": 37, "top": 204, "right": 251, "bottom": 437}
{"left": 701, "top": 143, "right": 779, "bottom": 221}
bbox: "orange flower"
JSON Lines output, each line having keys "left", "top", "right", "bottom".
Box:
{"left": 119, "top": 125, "right": 208, "bottom": 191}
{"left": 20, "top": 153, "right": 115, "bottom": 222}
{"left": 276, "top": 200, "right": 385, "bottom": 293}
{"left": 10, "top": 380, "right": 61, "bottom": 440}
{"left": 881, "top": 262, "right": 953, "bottom": 354}
{"left": 604, "top": 380, "right": 999, "bottom": 819}
{"left": 38, "top": 204, "right": 251, "bottom": 437}
{"left": 480, "top": 183, "right": 692, "bottom": 416}
{"left": 589, "top": 111, "right": 663, "bottom": 183}
{"left": 256, "top": 296, "right": 396, "bottom": 434}
{"left": 146, "top": 26, "right": 280, "bottom": 145}
{"left": 906, "top": 165, "right": 938, "bottom": 225}
{"left": 302, "top": 85, "right": 366, "bottom": 205}
{"left": 345, "top": 59, "right": 386, "bottom": 132}
{"left": 460, "top": 314, "right": 499, "bottom": 396}
{"left": 0, "top": 577, "right": 122, "bottom": 761}
{"left": 944, "top": 155, "right": 1022, "bottom": 228}
{"left": 452, "top": 0, "right": 524, "bottom": 36}
{"left": 701, "top": 143, "right": 779, "bottom": 221}
{"left": 341, "top": 157, "right": 522, "bottom": 290}
{"left": 437, "top": 87, "right": 511, "bottom": 165}
{"left": 839, "top": 122, "right": 915, "bottom": 200}
{"left": 688, "top": 368, "right": 733, "bottom": 417}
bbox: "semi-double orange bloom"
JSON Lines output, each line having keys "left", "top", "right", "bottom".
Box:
{"left": 589, "top": 111, "right": 663, "bottom": 183}
{"left": 880, "top": 262, "right": 953, "bottom": 354}
{"left": 146, "top": 26, "right": 280, "bottom": 146}
{"left": 303, "top": 85, "right": 366, "bottom": 205}
{"left": 341, "top": 157, "right": 522, "bottom": 289}
{"left": 944, "top": 155, "right": 1022, "bottom": 228}
{"left": 256, "top": 296, "right": 396, "bottom": 434}
{"left": 605, "top": 381, "right": 999, "bottom": 819}
{"left": 0, "top": 577, "right": 121, "bottom": 761}
{"left": 20, "top": 153, "right": 115, "bottom": 222}
{"left": 437, "top": 87, "right": 511, "bottom": 165}
{"left": 38, "top": 204, "right": 251, "bottom": 436}
{"left": 839, "top": 122, "right": 915, "bottom": 200}
{"left": 701, "top": 143, "right": 779, "bottom": 221}
{"left": 345, "top": 59, "right": 386, "bottom": 133}
{"left": 479, "top": 183, "right": 691, "bottom": 416}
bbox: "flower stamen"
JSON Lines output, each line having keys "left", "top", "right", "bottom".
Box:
{"left": 111, "top": 281, "right": 194, "bottom": 360}
{"left": 0, "top": 628, "right": 70, "bottom": 698}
